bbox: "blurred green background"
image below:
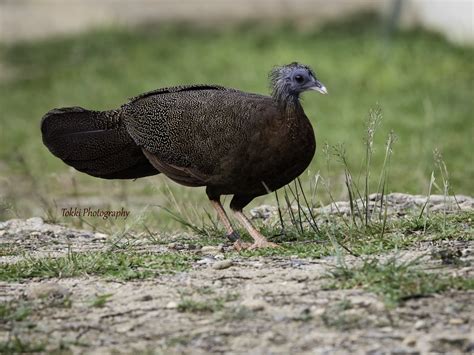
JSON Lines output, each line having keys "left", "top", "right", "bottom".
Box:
{"left": 0, "top": 11, "right": 472, "bottom": 230}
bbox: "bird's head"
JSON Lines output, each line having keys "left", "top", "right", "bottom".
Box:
{"left": 269, "top": 62, "right": 327, "bottom": 105}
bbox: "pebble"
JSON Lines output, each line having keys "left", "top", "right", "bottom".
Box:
{"left": 403, "top": 335, "right": 417, "bottom": 347}
{"left": 290, "top": 273, "right": 309, "bottom": 282}
{"left": 197, "top": 256, "right": 215, "bottom": 265}
{"left": 26, "top": 283, "right": 70, "bottom": 300}
{"left": 212, "top": 260, "right": 233, "bottom": 270}
{"left": 167, "top": 242, "right": 190, "bottom": 250}
{"left": 95, "top": 232, "right": 108, "bottom": 240}
{"left": 414, "top": 320, "right": 426, "bottom": 330}
{"left": 166, "top": 301, "right": 178, "bottom": 309}
{"left": 140, "top": 295, "right": 153, "bottom": 302}
{"left": 448, "top": 318, "right": 465, "bottom": 325}
{"left": 311, "top": 307, "right": 325, "bottom": 316}
{"left": 201, "top": 245, "right": 223, "bottom": 255}
{"left": 241, "top": 299, "right": 267, "bottom": 311}
{"left": 214, "top": 253, "right": 225, "bottom": 260}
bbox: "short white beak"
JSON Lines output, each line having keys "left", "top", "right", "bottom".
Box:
{"left": 310, "top": 83, "right": 328, "bottom": 95}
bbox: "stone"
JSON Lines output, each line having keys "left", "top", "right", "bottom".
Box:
{"left": 26, "top": 283, "right": 70, "bottom": 300}
{"left": 212, "top": 260, "right": 233, "bottom": 270}
{"left": 140, "top": 295, "right": 153, "bottom": 302}
{"left": 166, "top": 301, "right": 178, "bottom": 309}
{"left": 414, "top": 320, "right": 426, "bottom": 330}
{"left": 201, "top": 245, "right": 224, "bottom": 255}
{"left": 448, "top": 318, "right": 465, "bottom": 325}
{"left": 403, "top": 335, "right": 417, "bottom": 347}
{"left": 241, "top": 299, "right": 267, "bottom": 311}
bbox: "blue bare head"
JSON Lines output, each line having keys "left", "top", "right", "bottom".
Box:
{"left": 269, "top": 62, "right": 327, "bottom": 105}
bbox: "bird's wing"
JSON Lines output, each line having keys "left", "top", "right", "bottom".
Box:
{"left": 127, "top": 84, "right": 230, "bottom": 104}
{"left": 122, "top": 88, "right": 277, "bottom": 184}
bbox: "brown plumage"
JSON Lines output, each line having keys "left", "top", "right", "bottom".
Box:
{"left": 41, "top": 62, "right": 327, "bottom": 249}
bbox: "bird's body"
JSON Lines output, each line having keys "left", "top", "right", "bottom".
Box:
{"left": 41, "top": 63, "right": 326, "bottom": 249}
{"left": 122, "top": 85, "right": 316, "bottom": 198}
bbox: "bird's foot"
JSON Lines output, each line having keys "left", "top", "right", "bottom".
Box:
{"left": 232, "top": 240, "right": 252, "bottom": 251}
{"left": 233, "top": 239, "right": 280, "bottom": 251}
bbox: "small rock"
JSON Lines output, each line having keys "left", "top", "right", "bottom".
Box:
{"left": 414, "top": 320, "right": 426, "bottom": 330}
{"left": 212, "top": 260, "right": 233, "bottom": 270}
{"left": 449, "top": 318, "right": 465, "bottom": 325}
{"left": 140, "top": 295, "right": 153, "bottom": 302}
{"left": 214, "top": 253, "right": 225, "bottom": 260}
{"left": 241, "top": 299, "right": 267, "bottom": 311}
{"left": 95, "top": 232, "right": 108, "bottom": 240}
{"left": 290, "top": 273, "right": 308, "bottom": 282}
{"left": 201, "top": 245, "right": 223, "bottom": 255}
{"left": 167, "top": 242, "right": 177, "bottom": 249}
{"left": 26, "top": 217, "right": 44, "bottom": 228}
{"left": 197, "top": 256, "right": 215, "bottom": 265}
{"left": 311, "top": 307, "right": 325, "bottom": 316}
{"left": 403, "top": 335, "right": 417, "bottom": 347}
{"left": 166, "top": 301, "right": 178, "bottom": 309}
{"left": 26, "top": 283, "right": 70, "bottom": 300}
{"left": 250, "top": 205, "right": 275, "bottom": 220}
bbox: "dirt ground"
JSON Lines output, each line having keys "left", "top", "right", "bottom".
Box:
{"left": 0, "top": 196, "right": 473, "bottom": 354}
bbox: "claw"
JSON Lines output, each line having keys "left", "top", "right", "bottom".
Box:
{"left": 233, "top": 240, "right": 252, "bottom": 251}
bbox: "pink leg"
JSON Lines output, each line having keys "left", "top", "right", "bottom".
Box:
{"left": 232, "top": 210, "right": 280, "bottom": 250}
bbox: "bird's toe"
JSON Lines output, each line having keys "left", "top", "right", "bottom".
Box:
{"left": 232, "top": 240, "right": 253, "bottom": 251}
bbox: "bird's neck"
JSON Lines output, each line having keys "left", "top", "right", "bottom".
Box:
{"left": 273, "top": 91, "right": 303, "bottom": 118}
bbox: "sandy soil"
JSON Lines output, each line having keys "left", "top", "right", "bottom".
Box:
{"left": 0, "top": 196, "right": 473, "bottom": 354}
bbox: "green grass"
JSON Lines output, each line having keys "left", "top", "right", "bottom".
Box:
{"left": 325, "top": 257, "right": 474, "bottom": 307}
{"left": 177, "top": 292, "right": 240, "bottom": 314}
{"left": 0, "top": 250, "right": 195, "bottom": 281}
{"left": 177, "top": 298, "right": 225, "bottom": 314}
{"left": 229, "top": 210, "right": 473, "bottom": 259}
{"left": 90, "top": 293, "right": 113, "bottom": 308}
{"left": 0, "top": 301, "right": 31, "bottom": 323}
{"left": 0, "top": 15, "right": 472, "bottom": 226}
{"left": 0, "top": 336, "right": 46, "bottom": 354}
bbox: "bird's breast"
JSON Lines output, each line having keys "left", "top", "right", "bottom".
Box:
{"left": 224, "top": 113, "right": 316, "bottom": 194}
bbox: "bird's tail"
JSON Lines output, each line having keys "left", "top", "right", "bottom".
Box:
{"left": 41, "top": 107, "right": 158, "bottom": 179}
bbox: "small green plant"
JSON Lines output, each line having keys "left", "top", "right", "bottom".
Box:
{"left": 321, "top": 299, "right": 362, "bottom": 330}
{"left": 0, "top": 301, "right": 31, "bottom": 323}
{"left": 177, "top": 298, "right": 224, "bottom": 313}
{"left": 325, "top": 257, "right": 473, "bottom": 307}
{"left": 0, "top": 250, "right": 195, "bottom": 281}
{"left": 90, "top": 293, "right": 113, "bottom": 308}
{"left": 0, "top": 335, "right": 46, "bottom": 353}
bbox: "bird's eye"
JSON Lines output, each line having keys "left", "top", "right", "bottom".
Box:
{"left": 295, "top": 75, "right": 304, "bottom": 83}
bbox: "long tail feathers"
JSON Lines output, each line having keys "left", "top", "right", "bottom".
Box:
{"left": 41, "top": 107, "right": 158, "bottom": 179}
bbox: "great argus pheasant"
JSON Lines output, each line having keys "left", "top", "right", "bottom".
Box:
{"left": 41, "top": 62, "right": 327, "bottom": 250}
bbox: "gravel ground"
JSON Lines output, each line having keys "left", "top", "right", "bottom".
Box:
{"left": 0, "top": 194, "right": 473, "bottom": 354}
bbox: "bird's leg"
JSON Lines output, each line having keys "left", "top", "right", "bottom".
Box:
{"left": 209, "top": 199, "right": 240, "bottom": 242}
{"left": 232, "top": 210, "right": 280, "bottom": 250}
